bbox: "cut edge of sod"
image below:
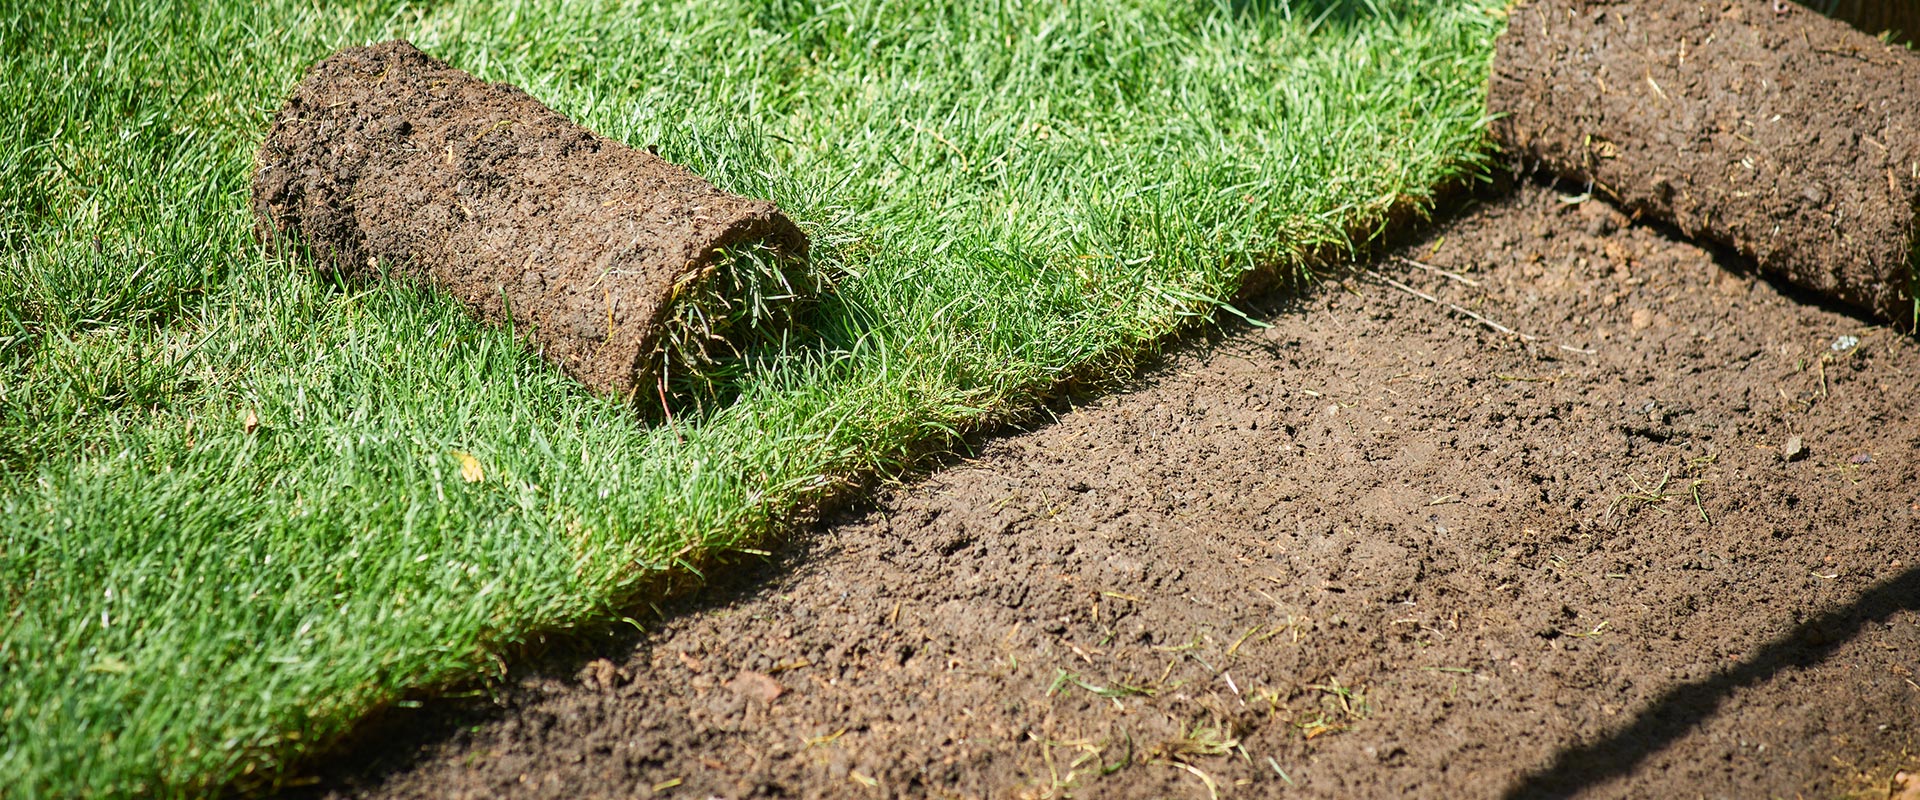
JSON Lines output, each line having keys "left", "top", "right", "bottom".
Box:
{"left": 646, "top": 240, "right": 831, "bottom": 419}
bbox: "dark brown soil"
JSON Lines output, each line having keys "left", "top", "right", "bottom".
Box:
{"left": 297, "top": 181, "right": 1920, "bottom": 799}
{"left": 1489, "top": 0, "right": 1920, "bottom": 319}
{"left": 252, "top": 40, "right": 807, "bottom": 399}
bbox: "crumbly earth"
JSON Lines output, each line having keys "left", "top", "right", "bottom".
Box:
{"left": 297, "top": 181, "right": 1920, "bottom": 800}
{"left": 1489, "top": 0, "right": 1920, "bottom": 319}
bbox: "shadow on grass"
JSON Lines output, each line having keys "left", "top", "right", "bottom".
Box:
{"left": 1802, "top": 0, "right": 1916, "bottom": 48}
{"left": 1503, "top": 565, "right": 1920, "bottom": 799}
{"left": 1220, "top": 0, "right": 1445, "bottom": 32}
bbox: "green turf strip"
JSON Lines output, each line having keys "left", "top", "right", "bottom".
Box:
{"left": 0, "top": 0, "right": 1500, "bottom": 794}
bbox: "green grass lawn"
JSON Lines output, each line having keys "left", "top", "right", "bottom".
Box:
{"left": 0, "top": 0, "right": 1500, "bottom": 795}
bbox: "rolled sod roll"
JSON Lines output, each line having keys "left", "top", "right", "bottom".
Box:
{"left": 1488, "top": 0, "right": 1920, "bottom": 319}
{"left": 252, "top": 40, "right": 812, "bottom": 403}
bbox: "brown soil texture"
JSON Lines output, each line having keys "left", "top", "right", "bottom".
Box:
{"left": 1489, "top": 0, "right": 1920, "bottom": 319}
{"left": 299, "top": 181, "right": 1920, "bottom": 799}
{"left": 252, "top": 40, "right": 807, "bottom": 398}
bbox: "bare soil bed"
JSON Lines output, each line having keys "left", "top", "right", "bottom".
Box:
{"left": 299, "top": 180, "right": 1920, "bottom": 799}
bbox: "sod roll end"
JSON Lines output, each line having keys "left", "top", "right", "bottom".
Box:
{"left": 252, "top": 40, "right": 814, "bottom": 405}
{"left": 1489, "top": 0, "right": 1920, "bottom": 320}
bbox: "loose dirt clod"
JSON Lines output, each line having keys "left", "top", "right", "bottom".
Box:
{"left": 252, "top": 40, "right": 813, "bottom": 406}
{"left": 1489, "top": 0, "right": 1920, "bottom": 319}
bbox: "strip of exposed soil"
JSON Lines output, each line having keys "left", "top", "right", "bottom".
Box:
{"left": 298, "top": 180, "right": 1920, "bottom": 799}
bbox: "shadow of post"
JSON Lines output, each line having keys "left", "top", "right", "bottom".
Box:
{"left": 1503, "top": 565, "right": 1920, "bottom": 799}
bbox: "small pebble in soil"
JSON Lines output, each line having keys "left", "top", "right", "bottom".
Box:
{"left": 1783, "top": 436, "right": 1807, "bottom": 462}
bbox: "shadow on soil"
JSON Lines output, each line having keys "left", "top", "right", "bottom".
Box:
{"left": 1504, "top": 565, "right": 1920, "bottom": 799}
{"left": 1508, "top": 164, "right": 1893, "bottom": 334}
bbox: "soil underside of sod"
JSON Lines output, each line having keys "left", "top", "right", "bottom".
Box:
{"left": 297, "top": 180, "right": 1920, "bottom": 799}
